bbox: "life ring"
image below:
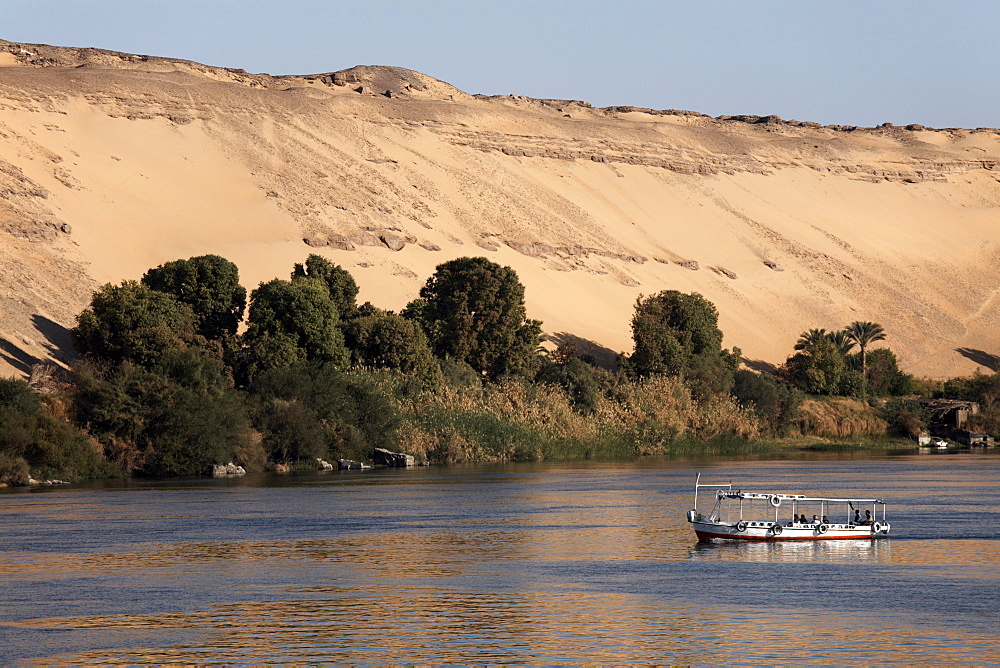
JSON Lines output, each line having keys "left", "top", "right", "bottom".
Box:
{"left": 771, "top": 523, "right": 783, "bottom": 536}
{"left": 873, "top": 522, "right": 883, "bottom": 534}
{"left": 816, "top": 524, "right": 829, "bottom": 534}
{"left": 883, "top": 523, "right": 891, "bottom": 534}
{"left": 769, "top": 495, "right": 781, "bottom": 508}
{"left": 736, "top": 520, "right": 748, "bottom": 532}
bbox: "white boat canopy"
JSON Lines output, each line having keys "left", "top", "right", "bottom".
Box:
{"left": 716, "top": 490, "right": 886, "bottom": 504}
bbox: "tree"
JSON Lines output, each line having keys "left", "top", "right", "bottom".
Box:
{"left": 142, "top": 255, "right": 247, "bottom": 341}
{"left": 844, "top": 321, "right": 886, "bottom": 378}
{"left": 883, "top": 398, "right": 929, "bottom": 438}
{"left": 343, "top": 312, "right": 440, "bottom": 385}
{"left": 292, "top": 255, "right": 360, "bottom": 320}
{"left": 621, "top": 291, "right": 739, "bottom": 397}
{"left": 406, "top": 257, "right": 541, "bottom": 378}
{"left": 794, "top": 328, "right": 828, "bottom": 352}
{"left": 731, "top": 369, "right": 803, "bottom": 436}
{"left": 827, "top": 330, "right": 856, "bottom": 356}
{"left": 241, "top": 278, "right": 349, "bottom": 380}
{"left": 0, "top": 378, "right": 117, "bottom": 482}
{"left": 72, "top": 281, "right": 202, "bottom": 368}
{"left": 247, "top": 364, "right": 400, "bottom": 463}
{"left": 782, "top": 338, "right": 846, "bottom": 395}
{"left": 536, "top": 357, "right": 617, "bottom": 414}
{"left": 72, "top": 350, "right": 255, "bottom": 477}
{"left": 862, "top": 348, "right": 913, "bottom": 397}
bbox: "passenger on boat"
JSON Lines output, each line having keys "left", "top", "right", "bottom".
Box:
{"left": 853, "top": 509, "right": 862, "bottom": 524}
{"left": 793, "top": 513, "right": 800, "bottom": 524}
{"left": 822, "top": 515, "right": 829, "bottom": 524}
{"left": 811, "top": 514, "right": 819, "bottom": 524}
{"left": 863, "top": 510, "right": 872, "bottom": 525}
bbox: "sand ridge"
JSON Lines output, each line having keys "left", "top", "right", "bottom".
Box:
{"left": 1, "top": 39, "right": 999, "bottom": 379}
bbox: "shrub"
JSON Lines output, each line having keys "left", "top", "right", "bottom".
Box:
{"left": 247, "top": 364, "right": 402, "bottom": 464}
{"left": 73, "top": 352, "right": 254, "bottom": 477}
{"left": 882, "top": 398, "right": 929, "bottom": 438}
{"left": 0, "top": 378, "right": 118, "bottom": 481}
{"left": 535, "top": 357, "right": 617, "bottom": 414}
{"left": 731, "top": 369, "right": 803, "bottom": 436}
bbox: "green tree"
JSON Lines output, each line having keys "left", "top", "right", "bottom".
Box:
{"left": 344, "top": 312, "right": 440, "bottom": 385}
{"left": 827, "top": 330, "right": 857, "bottom": 356}
{"left": 406, "top": 257, "right": 541, "bottom": 378}
{"left": 621, "top": 291, "right": 740, "bottom": 397}
{"left": 535, "top": 357, "right": 617, "bottom": 415}
{"left": 142, "top": 255, "right": 247, "bottom": 341}
{"left": 292, "top": 254, "right": 360, "bottom": 320}
{"left": 783, "top": 338, "right": 846, "bottom": 395}
{"left": 0, "top": 378, "right": 117, "bottom": 482}
{"left": 731, "top": 369, "right": 803, "bottom": 436}
{"left": 241, "top": 278, "right": 349, "bottom": 380}
{"left": 844, "top": 321, "right": 887, "bottom": 378}
{"left": 73, "top": 350, "right": 255, "bottom": 477}
{"left": 72, "top": 281, "right": 202, "bottom": 368}
{"left": 794, "top": 328, "right": 828, "bottom": 351}
{"left": 247, "top": 364, "right": 400, "bottom": 463}
{"left": 882, "top": 398, "right": 929, "bottom": 438}
{"left": 943, "top": 370, "right": 1000, "bottom": 438}
{"left": 861, "top": 348, "right": 913, "bottom": 397}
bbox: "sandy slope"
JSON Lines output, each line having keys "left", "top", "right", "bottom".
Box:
{"left": 1, "top": 39, "right": 998, "bottom": 380}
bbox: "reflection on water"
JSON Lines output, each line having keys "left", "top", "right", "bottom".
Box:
{"left": 12, "top": 584, "right": 999, "bottom": 665}
{"left": 690, "top": 536, "right": 892, "bottom": 563}
{"left": 2, "top": 454, "right": 1000, "bottom": 663}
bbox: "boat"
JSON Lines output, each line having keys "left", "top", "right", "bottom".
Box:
{"left": 686, "top": 473, "right": 891, "bottom": 541}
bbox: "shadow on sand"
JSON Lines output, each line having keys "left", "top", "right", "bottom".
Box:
{"left": 31, "top": 314, "right": 79, "bottom": 366}
{"left": 545, "top": 332, "right": 619, "bottom": 371}
{"left": 955, "top": 347, "right": 1000, "bottom": 372}
{"left": 0, "top": 337, "right": 39, "bottom": 375}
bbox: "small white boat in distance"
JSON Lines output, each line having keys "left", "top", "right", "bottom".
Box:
{"left": 686, "top": 473, "right": 891, "bottom": 541}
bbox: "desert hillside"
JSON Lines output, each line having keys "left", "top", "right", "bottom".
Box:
{"left": 1, "top": 39, "right": 999, "bottom": 380}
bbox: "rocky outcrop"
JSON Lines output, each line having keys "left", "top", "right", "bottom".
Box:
{"left": 711, "top": 266, "right": 738, "bottom": 279}
{"left": 349, "top": 233, "right": 383, "bottom": 247}
{"left": 338, "top": 458, "right": 371, "bottom": 470}
{"left": 506, "top": 240, "right": 557, "bottom": 257}
{"left": 373, "top": 448, "right": 415, "bottom": 467}
{"left": 379, "top": 233, "right": 406, "bottom": 251}
{"left": 212, "top": 462, "right": 246, "bottom": 477}
{"left": 326, "top": 234, "right": 355, "bottom": 250}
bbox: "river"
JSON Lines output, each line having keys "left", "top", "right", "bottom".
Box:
{"left": 2, "top": 451, "right": 999, "bottom": 664}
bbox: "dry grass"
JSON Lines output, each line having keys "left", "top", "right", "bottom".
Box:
{"left": 390, "top": 373, "right": 763, "bottom": 463}
{"left": 797, "top": 398, "right": 888, "bottom": 437}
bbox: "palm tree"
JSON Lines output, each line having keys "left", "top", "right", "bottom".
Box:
{"left": 827, "top": 330, "right": 856, "bottom": 356}
{"left": 794, "top": 328, "right": 828, "bottom": 351}
{"left": 844, "top": 321, "right": 886, "bottom": 377}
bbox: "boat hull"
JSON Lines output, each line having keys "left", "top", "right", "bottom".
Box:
{"left": 691, "top": 519, "right": 887, "bottom": 542}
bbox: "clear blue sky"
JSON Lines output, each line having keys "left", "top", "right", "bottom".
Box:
{"left": 5, "top": 0, "right": 999, "bottom": 128}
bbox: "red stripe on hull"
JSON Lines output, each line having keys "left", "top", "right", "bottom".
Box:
{"left": 694, "top": 529, "right": 875, "bottom": 542}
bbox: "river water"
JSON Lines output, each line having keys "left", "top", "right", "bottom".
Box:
{"left": 2, "top": 452, "right": 999, "bottom": 664}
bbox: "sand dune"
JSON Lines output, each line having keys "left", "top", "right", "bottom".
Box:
{"left": 1, "top": 39, "right": 998, "bottom": 380}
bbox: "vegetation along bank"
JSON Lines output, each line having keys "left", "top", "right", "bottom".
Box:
{"left": 2, "top": 254, "right": 998, "bottom": 484}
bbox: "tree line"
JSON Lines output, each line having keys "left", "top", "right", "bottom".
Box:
{"left": 2, "top": 252, "right": 997, "bottom": 483}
